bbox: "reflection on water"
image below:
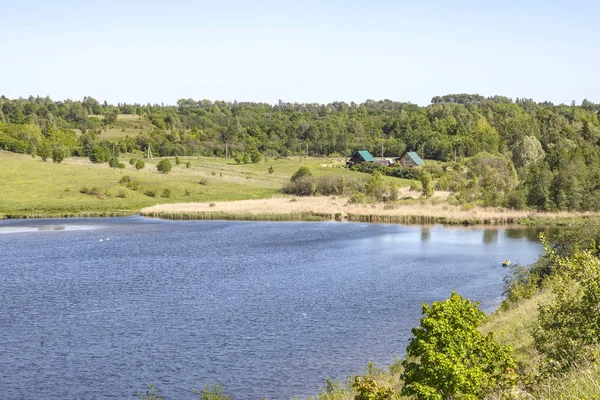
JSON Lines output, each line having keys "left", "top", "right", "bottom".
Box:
{"left": 0, "top": 217, "right": 550, "bottom": 400}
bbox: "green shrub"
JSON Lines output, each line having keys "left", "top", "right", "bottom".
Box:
{"left": 127, "top": 179, "right": 142, "bottom": 191}
{"left": 52, "top": 146, "right": 67, "bottom": 163}
{"left": 156, "top": 159, "right": 172, "bottom": 173}
{"left": 194, "top": 385, "right": 230, "bottom": 400}
{"left": 420, "top": 170, "right": 433, "bottom": 199}
{"left": 533, "top": 247, "right": 600, "bottom": 372}
{"left": 175, "top": 156, "right": 181, "bottom": 165}
{"left": 161, "top": 188, "right": 171, "bottom": 198}
{"left": 401, "top": 292, "right": 517, "bottom": 399}
{"left": 186, "top": 161, "right": 191, "bottom": 168}
{"left": 135, "top": 159, "right": 145, "bottom": 170}
{"left": 144, "top": 189, "right": 157, "bottom": 197}
{"left": 291, "top": 166, "right": 312, "bottom": 182}
{"left": 268, "top": 165, "right": 274, "bottom": 174}
{"left": 129, "top": 158, "right": 136, "bottom": 166}
{"left": 116, "top": 190, "right": 127, "bottom": 198}
{"left": 347, "top": 192, "right": 366, "bottom": 205}
{"left": 119, "top": 175, "right": 131, "bottom": 184}
{"left": 353, "top": 376, "right": 397, "bottom": 400}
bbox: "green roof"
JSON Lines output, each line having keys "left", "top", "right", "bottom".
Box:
{"left": 356, "top": 150, "right": 375, "bottom": 162}
{"left": 406, "top": 152, "right": 424, "bottom": 165}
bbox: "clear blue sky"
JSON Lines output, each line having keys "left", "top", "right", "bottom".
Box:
{"left": 1, "top": 0, "right": 598, "bottom": 105}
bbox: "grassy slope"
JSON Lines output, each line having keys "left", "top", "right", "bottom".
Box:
{"left": 0, "top": 150, "right": 399, "bottom": 216}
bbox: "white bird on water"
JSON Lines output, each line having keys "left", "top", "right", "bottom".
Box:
{"left": 302, "top": 313, "right": 307, "bottom": 319}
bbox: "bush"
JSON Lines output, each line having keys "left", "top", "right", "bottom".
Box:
{"left": 144, "top": 189, "right": 157, "bottom": 197}
{"left": 129, "top": 158, "right": 136, "bottom": 166}
{"left": 347, "top": 192, "right": 366, "bottom": 205}
{"left": 156, "top": 159, "right": 172, "bottom": 173}
{"left": 135, "top": 159, "right": 145, "bottom": 170}
{"left": 109, "top": 157, "right": 125, "bottom": 168}
{"left": 282, "top": 176, "right": 314, "bottom": 196}
{"left": 119, "top": 175, "right": 131, "bottom": 184}
{"left": 268, "top": 165, "right": 274, "bottom": 174}
{"left": 175, "top": 156, "right": 180, "bottom": 165}
{"left": 186, "top": 161, "right": 191, "bottom": 168}
{"left": 116, "top": 190, "right": 127, "bottom": 198}
{"left": 52, "top": 146, "right": 66, "bottom": 163}
{"left": 89, "top": 146, "right": 108, "bottom": 163}
{"left": 161, "top": 188, "right": 171, "bottom": 198}
{"left": 533, "top": 248, "right": 600, "bottom": 372}
{"left": 127, "top": 179, "right": 142, "bottom": 191}
{"left": 291, "top": 166, "right": 312, "bottom": 182}
{"left": 401, "top": 292, "right": 517, "bottom": 399}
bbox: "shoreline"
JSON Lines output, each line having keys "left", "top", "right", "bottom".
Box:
{"left": 4, "top": 197, "right": 600, "bottom": 226}
{"left": 140, "top": 196, "right": 600, "bottom": 226}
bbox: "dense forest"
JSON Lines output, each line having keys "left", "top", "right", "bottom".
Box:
{"left": 2, "top": 94, "right": 600, "bottom": 211}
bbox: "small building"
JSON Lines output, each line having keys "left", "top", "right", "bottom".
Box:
{"left": 374, "top": 158, "right": 396, "bottom": 167}
{"left": 397, "top": 151, "right": 424, "bottom": 168}
{"left": 347, "top": 150, "right": 375, "bottom": 166}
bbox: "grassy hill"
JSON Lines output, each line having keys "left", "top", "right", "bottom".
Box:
{"left": 0, "top": 150, "right": 406, "bottom": 217}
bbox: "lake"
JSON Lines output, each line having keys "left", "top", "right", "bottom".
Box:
{"left": 0, "top": 216, "right": 547, "bottom": 399}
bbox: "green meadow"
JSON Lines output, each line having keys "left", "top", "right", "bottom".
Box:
{"left": 0, "top": 150, "right": 399, "bottom": 217}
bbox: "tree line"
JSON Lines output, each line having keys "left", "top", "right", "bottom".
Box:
{"left": 1, "top": 94, "right": 600, "bottom": 211}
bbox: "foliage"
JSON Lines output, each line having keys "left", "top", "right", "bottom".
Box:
{"left": 194, "top": 385, "right": 231, "bottom": 400}
{"left": 419, "top": 170, "right": 433, "bottom": 199}
{"left": 352, "top": 376, "right": 398, "bottom": 400}
{"left": 135, "top": 159, "right": 145, "bottom": 170}
{"left": 291, "top": 166, "right": 313, "bottom": 182}
{"left": 401, "top": 292, "right": 517, "bottom": 399}
{"left": 268, "top": 165, "right": 274, "bottom": 174}
{"left": 156, "top": 159, "right": 172, "bottom": 173}
{"left": 52, "top": 146, "right": 67, "bottom": 163}
{"left": 138, "top": 384, "right": 163, "bottom": 400}
{"left": 533, "top": 246, "right": 600, "bottom": 372}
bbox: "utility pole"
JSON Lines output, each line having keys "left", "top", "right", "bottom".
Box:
{"left": 381, "top": 145, "right": 384, "bottom": 158}
{"left": 225, "top": 142, "right": 228, "bottom": 159}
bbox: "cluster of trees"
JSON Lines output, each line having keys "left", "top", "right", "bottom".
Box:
{"left": 2, "top": 94, "right": 600, "bottom": 210}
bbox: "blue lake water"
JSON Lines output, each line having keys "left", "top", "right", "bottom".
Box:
{"left": 0, "top": 216, "right": 547, "bottom": 399}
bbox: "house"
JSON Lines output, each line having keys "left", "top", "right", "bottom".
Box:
{"left": 397, "top": 151, "right": 424, "bottom": 168}
{"left": 347, "top": 150, "right": 375, "bottom": 166}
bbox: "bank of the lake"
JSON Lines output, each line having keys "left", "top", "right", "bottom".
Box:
{"left": 140, "top": 196, "right": 600, "bottom": 226}
{"left": 0, "top": 216, "right": 547, "bottom": 399}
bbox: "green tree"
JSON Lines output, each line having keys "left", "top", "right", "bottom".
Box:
{"left": 156, "top": 159, "right": 172, "bottom": 173}
{"left": 401, "top": 292, "right": 517, "bottom": 400}
{"left": 365, "top": 171, "right": 386, "bottom": 201}
{"left": 52, "top": 146, "right": 67, "bottom": 163}
{"left": 420, "top": 170, "right": 433, "bottom": 199}
{"left": 37, "top": 140, "right": 51, "bottom": 162}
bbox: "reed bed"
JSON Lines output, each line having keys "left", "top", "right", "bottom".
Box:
{"left": 345, "top": 213, "right": 520, "bottom": 225}
{"left": 2, "top": 210, "right": 136, "bottom": 219}
{"left": 141, "top": 210, "right": 334, "bottom": 222}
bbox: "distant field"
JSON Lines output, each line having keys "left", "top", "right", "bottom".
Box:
{"left": 0, "top": 151, "right": 399, "bottom": 216}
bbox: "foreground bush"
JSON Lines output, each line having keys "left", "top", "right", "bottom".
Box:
{"left": 401, "top": 292, "right": 517, "bottom": 399}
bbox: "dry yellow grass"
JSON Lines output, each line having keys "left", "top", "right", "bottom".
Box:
{"left": 140, "top": 196, "right": 600, "bottom": 224}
